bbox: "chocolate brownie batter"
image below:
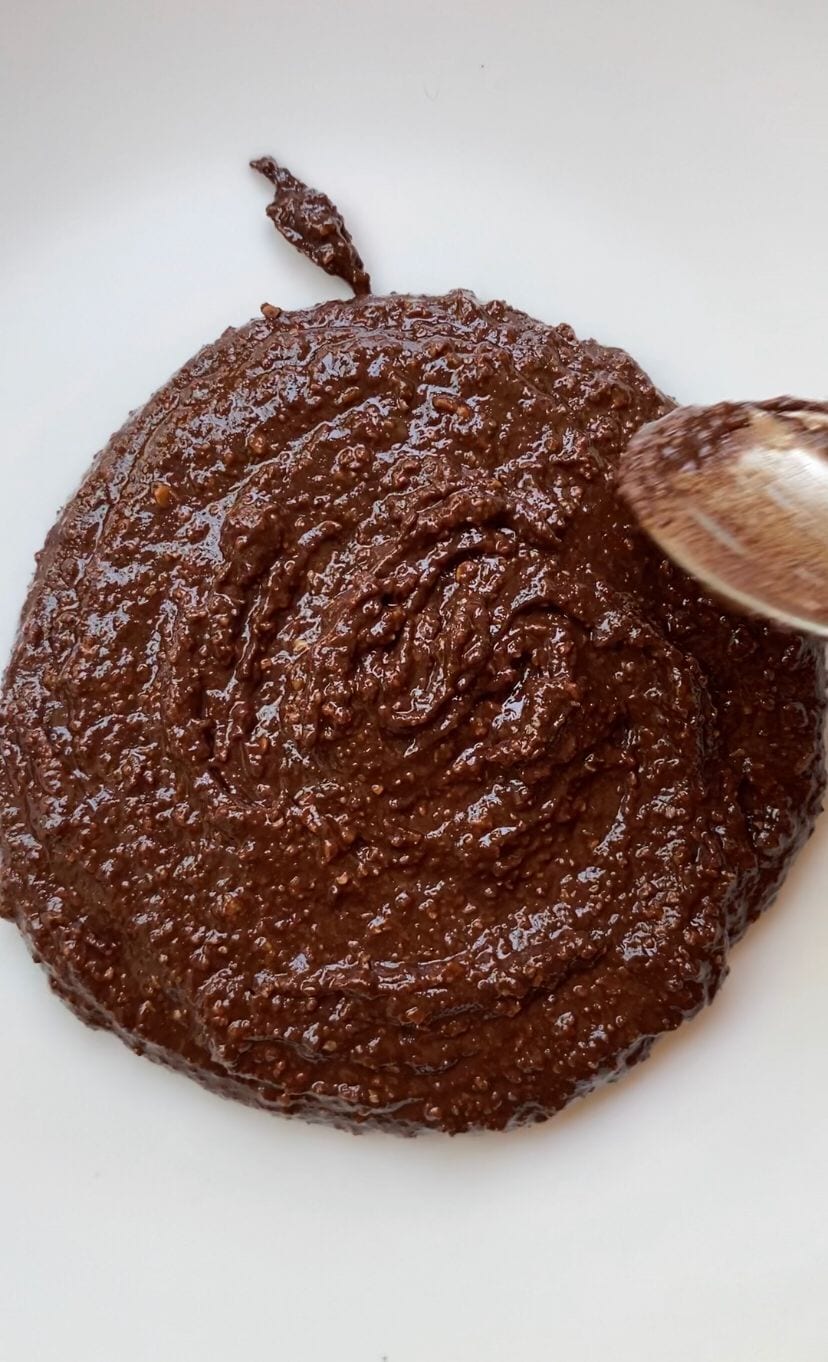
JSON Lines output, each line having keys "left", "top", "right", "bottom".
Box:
{"left": 251, "top": 156, "right": 371, "bottom": 296}
{"left": 0, "top": 161, "right": 824, "bottom": 1134}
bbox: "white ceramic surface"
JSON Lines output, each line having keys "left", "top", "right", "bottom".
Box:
{"left": 2, "top": 3, "right": 827, "bottom": 1360}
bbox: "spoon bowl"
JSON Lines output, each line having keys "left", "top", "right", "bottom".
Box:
{"left": 621, "top": 401, "right": 828, "bottom": 638}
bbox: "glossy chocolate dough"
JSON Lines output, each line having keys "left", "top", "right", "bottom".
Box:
{"left": 0, "top": 161, "right": 824, "bottom": 1133}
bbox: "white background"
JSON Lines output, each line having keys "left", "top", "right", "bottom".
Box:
{"left": 2, "top": 3, "right": 827, "bottom": 1359}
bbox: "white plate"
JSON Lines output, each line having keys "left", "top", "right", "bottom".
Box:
{"left": 2, "top": 4, "right": 827, "bottom": 1360}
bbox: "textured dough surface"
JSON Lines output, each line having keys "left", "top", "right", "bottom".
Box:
{"left": 0, "top": 290, "right": 824, "bottom": 1133}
